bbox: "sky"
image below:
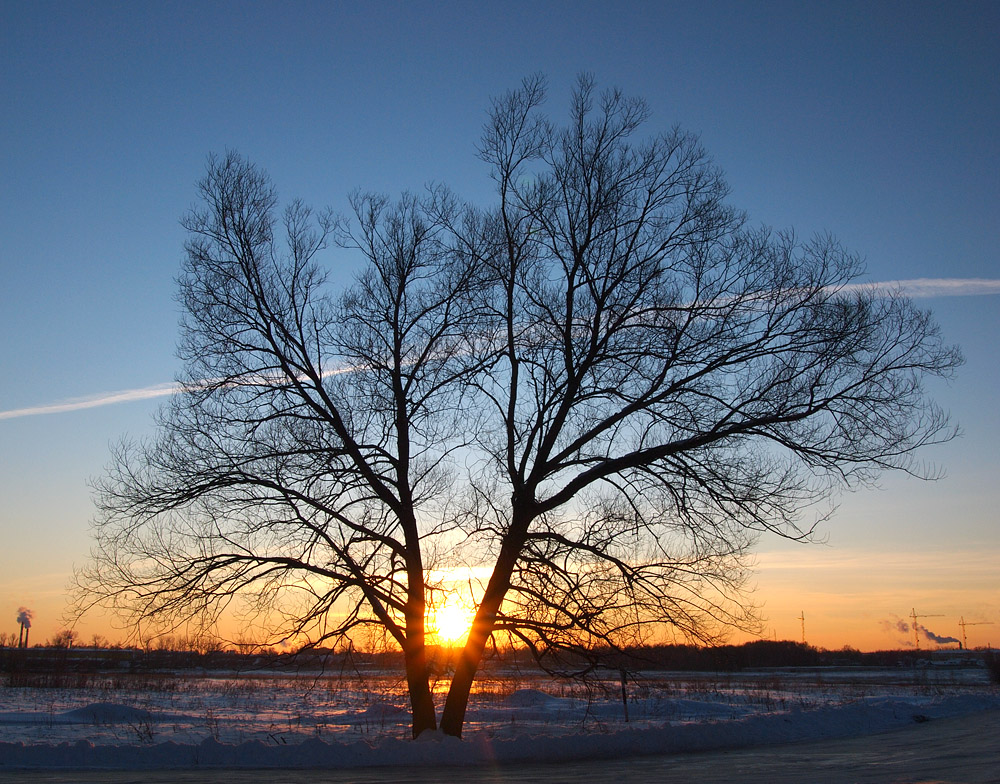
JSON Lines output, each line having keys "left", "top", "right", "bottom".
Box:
{"left": 1, "top": 0, "right": 997, "bottom": 652}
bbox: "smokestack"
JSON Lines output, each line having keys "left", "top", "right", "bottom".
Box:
{"left": 16, "top": 607, "right": 33, "bottom": 649}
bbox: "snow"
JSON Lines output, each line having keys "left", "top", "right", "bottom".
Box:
{"left": 0, "top": 667, "right": 996, "bottom": 774}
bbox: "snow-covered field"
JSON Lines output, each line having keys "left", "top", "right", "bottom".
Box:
{"left": 1, "top": 665, "right": 997, "bottom": 778}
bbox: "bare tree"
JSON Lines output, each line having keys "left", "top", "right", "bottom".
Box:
{"left": 48, "top": 629, "right": 80, "bottom": 649}
{"left": 75, "top": 155, "right": 483, "bottom": 735}
{"left": 75, "top": 76, "right": 961, "bottom": 739}
{"left": 433, "top": 75, "right": 961, "bottom": 733}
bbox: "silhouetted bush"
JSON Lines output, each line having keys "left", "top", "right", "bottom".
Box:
{"left": 984, "top": 651, "right": 1000, "bottom": 685}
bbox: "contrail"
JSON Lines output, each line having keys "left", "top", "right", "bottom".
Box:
{"left": 1, "top": 277, "right": 996, "bottom": 421}
{"left": 842, "top": 278, "right": 1000, "bottom": 298}
{"left": 0, "top": 367, "right": 355, "bottom": 421}
{"left": 0, "top": 383, "right": 180, "bottom": 420}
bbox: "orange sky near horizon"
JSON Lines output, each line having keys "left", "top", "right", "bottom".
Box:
{"left": 739, "top": 547, "right": 997, "bottom": 652}
{"left": 5, "top": 540, "right": 996, "bottom": 654}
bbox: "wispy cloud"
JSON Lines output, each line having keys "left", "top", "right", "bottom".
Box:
{"left": 754, "top": 547, "right": 999, "bottom": 576}
{"left": 2, "top": 277, "right": 996, "bottom": 421}
{"left": 0, "top": 383, "right": 180, "bottom": 421}
{"left": 0, "top": 366, "right": 354, "bottom": 422}
{"left": 845, "top": 277, "right": 1000, "bottom": 298}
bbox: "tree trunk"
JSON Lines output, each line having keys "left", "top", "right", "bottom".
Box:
{"left": 439, "top": 598, "right": 501, "bottom": 737}
{"left": 403, "top": 586, "right": 437, "bottom": 737}
{"left": 439, "top": 535, "right": 522, "bottom": 737}
{"left": 404, "top": 638, "right": 437, "bottom": 737}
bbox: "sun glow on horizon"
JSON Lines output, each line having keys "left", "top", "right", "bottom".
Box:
{"left": 428, "top": 593, "right": 476, "bottom": 646}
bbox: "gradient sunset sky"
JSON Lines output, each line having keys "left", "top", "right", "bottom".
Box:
{"left": 2, "top": 1, "right": 997, "bottom": 651}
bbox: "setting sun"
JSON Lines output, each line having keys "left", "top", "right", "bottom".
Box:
{"left": 429, "top": 594, "right": 476, "bottom": 646}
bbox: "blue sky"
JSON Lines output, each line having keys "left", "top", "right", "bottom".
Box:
{"left": 1, "top": 1, "right": 997, "bottom": 648}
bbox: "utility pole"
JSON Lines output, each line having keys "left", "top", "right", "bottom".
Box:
{"left": 958, "top": 617, "right": 994, "bottom": 650}
{"left": 799, "top": 611, "right": 806, "bottom": 644}
{"left": 910, "top": 608, "right": 944, "bottom": 650}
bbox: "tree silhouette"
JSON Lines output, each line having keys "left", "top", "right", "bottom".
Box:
{"left": 75, "top": 75, "right": 961, "bottom": 738}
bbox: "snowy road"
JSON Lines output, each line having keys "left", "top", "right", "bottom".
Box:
{"left": 3, "top": 709, "right": 997, "bottom": 784}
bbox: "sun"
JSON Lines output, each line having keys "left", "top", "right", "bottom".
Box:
{"left": 429, "top": 594, "right": 476, "bottom": 646}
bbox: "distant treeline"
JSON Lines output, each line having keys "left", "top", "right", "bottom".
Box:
{"left": 1, "top": 639, "right": 990, "bottom": 680}
{"left": 478, "top": 640, "right": 986, "bottom": 673}
{"left": 601, "top": 641, "right": 954, "bottom": 670}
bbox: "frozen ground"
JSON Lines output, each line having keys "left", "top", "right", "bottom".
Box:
{"left": 6, "top": 709, "right": 995, "bottom": 784}
{"left": 0, "top": 666, "right": 997, "bottom": 780}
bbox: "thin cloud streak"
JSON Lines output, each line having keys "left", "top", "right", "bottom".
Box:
{"left": 846, "top": 278, "right": 1000, "bottom": 298}
{"left": 0, "top": 383, "right": 180, "bottom": 420}
{"left": 755, "top": 548, "right": 999, "bottom": 575}
{"left": 2, "top": 277, "right": 996, "bottom": 421}
{"left": 0, "top": 367, "right": 354, "bottom": 421}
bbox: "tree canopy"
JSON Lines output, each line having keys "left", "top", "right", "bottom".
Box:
{"left": 75, "top": 75, "right": 961, "bottom": 738}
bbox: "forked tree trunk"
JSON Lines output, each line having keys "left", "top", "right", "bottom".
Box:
{"left": 439, "top": 537, "right": 521, "bottom": 737}
{"left": 439, "top": 605, "right": 498, "bottom": 737}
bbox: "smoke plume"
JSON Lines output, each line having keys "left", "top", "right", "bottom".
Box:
{"left": 920, "top": 626, "right": 960, "bottom": 646}
{"left": 16, "top": 608, "right": 32, "bottom": 628}
{"left": 878, "top": 615, "right": 913, "bottom": 648}
{"left": 879, "top": 617, "right": 910, "bottom": 635}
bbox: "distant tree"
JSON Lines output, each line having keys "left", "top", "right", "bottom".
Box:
{"left": 48, "top": 629, "right": 79, "bottom": 649}
{"left": 74, "top": 75, "right": 961, "bottom": 738}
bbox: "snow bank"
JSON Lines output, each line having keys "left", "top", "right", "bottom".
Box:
{"left": 1, "top": 695, "right": 996, "bottom": 770}
{"left": 503, "top": 688, "right": 570, "bottom": 708}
